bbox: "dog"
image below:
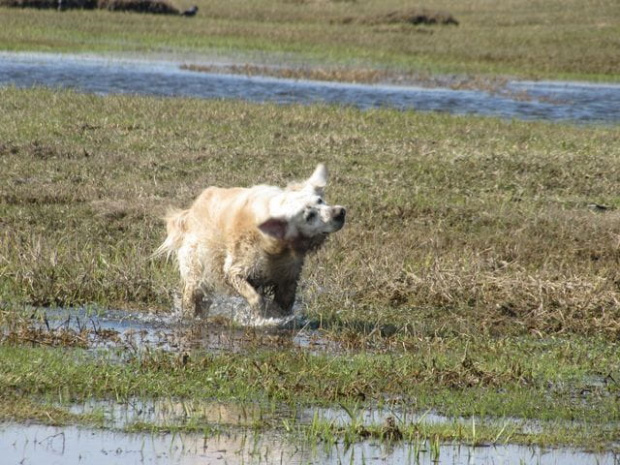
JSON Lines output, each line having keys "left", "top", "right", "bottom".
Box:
{"left": 181, "top": 5, "right": 198, "bottom": 17}
{"left": 154, "top": 164, "right": 346, "bottom": 319}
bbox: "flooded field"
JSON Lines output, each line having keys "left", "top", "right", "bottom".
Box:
{"left": 2, "top": 305, "right": 619, "bottom": 464}
{"left": 1, "top": 52, "right": 619, "bottom": 123}
{"left": 1, "top": 45, "right": 619, "bottom": 464}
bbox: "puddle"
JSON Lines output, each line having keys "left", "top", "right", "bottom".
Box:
{"left": 53, "top": 396, "right": 618, "bottom": 463}
{"left": 1, "top": 52, "right": 619, "bottom": 123}
{"left": 70, "top": 398, "right": 504, "bottom": 437}
{"left": 3, "top": 303, "right": 336, "bottom": 354}
{"left": 66, "top": 397, "right": 452, "bottom": 431}
{"left": 2, "top": 422, "right": 617, "bottom": 465}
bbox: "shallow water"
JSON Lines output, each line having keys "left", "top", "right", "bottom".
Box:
{"left": 18, "top": 303, "right": 333, "bottom": 354}
{"left": 2, "top": 422, "right": 617, "bottom": 465}
{"left": 1, "top": 52, "right": 619, "bottom": 123}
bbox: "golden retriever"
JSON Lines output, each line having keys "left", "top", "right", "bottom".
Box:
{"left": 154, "top": 164, "right": 346, "bottom": 319}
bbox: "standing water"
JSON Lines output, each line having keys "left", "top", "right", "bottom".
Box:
{"left": 2, "top": 307, "right": 619, "bottom": 464}
{"left": 2, "top": 422, "right": 617, "bottom": 465}
{"left": 1, "top": 52, "right": 619, "bottom": 123}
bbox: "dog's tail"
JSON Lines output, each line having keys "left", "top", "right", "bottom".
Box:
{"left": 151, "top": 208, "right": 191, "bottom": 260}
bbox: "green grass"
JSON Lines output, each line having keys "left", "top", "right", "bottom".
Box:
{"left": 0, "top": 0, "right": 619, "bottom": 81}
{"left": 1, "top": 1, "right": 619, "bottom": 454}
{"left": 0, "top": 336, "right": 618, "bottom": 449}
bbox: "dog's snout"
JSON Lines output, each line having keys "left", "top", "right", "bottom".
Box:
{"left": 333, "top": 207, "right": 346, "bottom": 223}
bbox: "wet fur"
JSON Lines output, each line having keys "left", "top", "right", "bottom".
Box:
{"left": 154, "top": 164, "right": 345, "bottom": 318}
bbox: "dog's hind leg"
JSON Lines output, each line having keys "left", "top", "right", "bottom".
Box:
{"left": 177, "top": 242, "right": 206, "bottom": 318}
{"left": 181, "top": 280, "right": 205, "bottom": 318}
{"left": 223, "top": 255, "right": 265, "bottom": 316}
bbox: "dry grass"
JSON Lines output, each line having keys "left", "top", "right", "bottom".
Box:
{"left": 181, "top": 63, "right": 393, "bottom": 85}
{"left": 1, "top": 88, "right": 620, "bottom": 338}
{"left": 180, "top": 63, "right": 512, "bottom": 91}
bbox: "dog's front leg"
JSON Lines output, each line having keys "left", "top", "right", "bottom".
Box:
{"left": 274, "top": 280, "right": 298, "bottom": 315}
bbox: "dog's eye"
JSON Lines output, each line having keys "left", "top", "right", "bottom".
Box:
{"left": 305, "top": 211, "right": 317, "bottom": 222}
{"left": 317, "top": 198, "right": 324, "bottom": 205}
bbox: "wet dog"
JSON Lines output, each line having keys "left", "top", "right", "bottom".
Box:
{"left": 154, "top": 164, "right": 346, "bottom": 319}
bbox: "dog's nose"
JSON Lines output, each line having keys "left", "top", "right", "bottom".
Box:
{"left": 333, "top": 207, "right": 346, "bottom": 222}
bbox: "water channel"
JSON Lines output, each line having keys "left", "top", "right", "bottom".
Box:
{"left": 1, "top": 52, "right": 619, "bottom": 124}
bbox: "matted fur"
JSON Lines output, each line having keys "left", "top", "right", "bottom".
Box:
{"left": 154, "top": 164, "right": 346, "bottom": 318}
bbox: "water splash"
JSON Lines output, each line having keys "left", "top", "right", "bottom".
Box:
{"left": 4, "top": 303, "right": 326, "bottom": 354}
{"left": 172, "top": 293, "right": 306, "bottom": 328}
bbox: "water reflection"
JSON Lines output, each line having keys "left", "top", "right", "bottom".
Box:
{"left": 2, "top": 423, "right": 617, "bottom": 465}
{"left": 1, "top": 52, "right": 619, "bottom": 123}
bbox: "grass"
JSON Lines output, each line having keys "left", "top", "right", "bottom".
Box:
{"left": 0, "top": 0, "right": 619, "bottom": 82}
{"left": 0, "top": 87, "right": 619, "bottom": 452}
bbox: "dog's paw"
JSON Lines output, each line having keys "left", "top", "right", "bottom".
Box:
{"left": 263, "top": 300, "right": 290, "bottom": 319}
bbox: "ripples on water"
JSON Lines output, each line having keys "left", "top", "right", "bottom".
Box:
{"left": 1, "top": 52, "right": 619, "bottom": 123}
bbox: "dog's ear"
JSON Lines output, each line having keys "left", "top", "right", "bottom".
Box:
{"left": 306, "top": 164, "right": 328, "bottom": 195}
{"left": 258, "top": 218, "right": 290, "bottom": 240}
{"left": 285, "top": 164, "right": 329, "bottom": 194}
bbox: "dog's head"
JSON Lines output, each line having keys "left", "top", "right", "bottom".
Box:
{"left": 258, "top": 164, "right": 346, "bottom": 248}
